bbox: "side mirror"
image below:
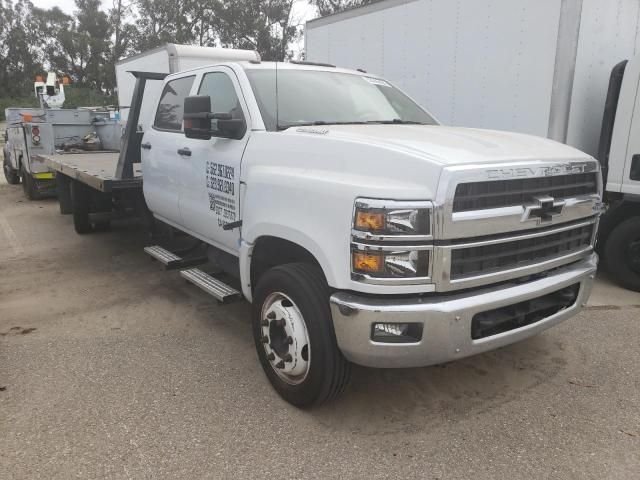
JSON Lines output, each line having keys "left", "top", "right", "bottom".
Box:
{"left": 184, "top": 96, "right": 246, "bottom": 140}
{"left": 215, "top": 115, "right": 246, "bottom": 140}
{"left": 184, "top": 96, "right": 212, "bottom": 140}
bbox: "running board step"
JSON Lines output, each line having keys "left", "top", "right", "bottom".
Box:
{"left": 144, "top": 245, "right": 206, "bottom": 270}
{"left": 180, "top": 268, "right": 242, "bottom": 303}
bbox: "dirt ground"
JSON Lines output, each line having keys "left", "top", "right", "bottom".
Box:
{"left": 1, "top": 173, "right": 639, "bottom": 479}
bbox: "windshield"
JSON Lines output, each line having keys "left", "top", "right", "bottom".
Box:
{"left": 245, "top": 68, "right": 437, "bottom": 131}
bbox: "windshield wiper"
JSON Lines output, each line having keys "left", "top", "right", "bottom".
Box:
{"left": 365, "top": 119, "right": 426, "bottom": 125}
{"left": 277, "top": 120, "right": 368, "bottom": 130}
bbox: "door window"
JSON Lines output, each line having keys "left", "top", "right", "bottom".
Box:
{"left": 198, "top": 72, "right": 246, "bottom": 134}
{"left": 154, "top": 76, "right": 195, "bottom": 131}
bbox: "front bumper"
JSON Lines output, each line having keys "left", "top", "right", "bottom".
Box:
{"left": 329, "top": 254, "right": 597, "bottom": 368}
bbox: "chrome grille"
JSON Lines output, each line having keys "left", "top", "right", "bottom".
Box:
{"left": 452, "top": 173, "right": 598, "bottom": 212}
{"left": 450, "top": 223, "right": 594, "bottom": 280}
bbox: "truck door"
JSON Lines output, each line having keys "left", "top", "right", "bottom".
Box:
{"left": 179, "top": 67, "right": 250, "bottom": 254}
{"left": 620, "top": 82, "right": 640, "bottom": 196}
{"left": 142, "top": 75, "right": 196, "bottom": 225}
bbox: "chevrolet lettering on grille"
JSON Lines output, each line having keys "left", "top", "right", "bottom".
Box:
{"left": 521, "top": 195, "right": 566, "bottom": 224}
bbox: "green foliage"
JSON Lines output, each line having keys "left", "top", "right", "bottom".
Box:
{"left": 0, "top": 96, "right": 40, "bottom": 121}
{"left": 0, "top": 0, "right": 306, "bottom": 111}
{"left": 62, "top": 87, "right": 117, "bottom": 110}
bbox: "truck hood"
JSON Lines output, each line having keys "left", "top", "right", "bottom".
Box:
{"left": 299, "top": 124, "right": 592, "bottom": 165}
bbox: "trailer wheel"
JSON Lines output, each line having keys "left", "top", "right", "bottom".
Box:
{"left": 3, "top": 149, "right": 20, "bottom": 185}
{"left": 252, "top": 263, "right": 351, "bottom": 407}
{"left": 604, "top": 216, "right": 640, "bottom": 292}
{"left": 70, "top": 180, "right": 93, "bottom": 234}
{"left": 20, "top": 164, "right": 40, "bottom": 200}
{"left": 56, "top": 174, "right": 73, "bottom": 214}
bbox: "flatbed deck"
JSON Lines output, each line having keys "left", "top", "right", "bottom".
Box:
{"left": 43, "top": 152, "right": 142, "bottom": 192}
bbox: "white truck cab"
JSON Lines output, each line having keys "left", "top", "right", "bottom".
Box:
{"left": 138, "top": 61, "right": 601, "bottom": 406}
{"left": 595, "top": 55, "right": 640, "bottom": 292}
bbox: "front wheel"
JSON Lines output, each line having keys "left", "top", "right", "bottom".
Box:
{"left": 252, "top": 263, "right": 351, "bottom": 407}
{"left": 604, "top": 216, "right": 640, "bottom": 292}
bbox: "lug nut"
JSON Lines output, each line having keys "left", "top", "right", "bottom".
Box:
{"left": 267, "top": 311, "right": 276, "bottom": 320}
{"left": 286, "top": 336, "right": 293, "bottom": 345}
{"left": 261, "top": 318, "right": 269, "bottom": 327}
{"left": 275, "top": 360, "right": 285, "bottom": 369}
{"left": 284, "top": 354, "right": 293, "bottom": 363}
{"left": 267, "top": 353, "right": 275, "bottom": 361}
{"left": 261, "top": 335, "right": 269, "bottom": 344}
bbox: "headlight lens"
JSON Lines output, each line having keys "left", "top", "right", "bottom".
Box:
{"left": 353, "top": 200, "right": 432, "bottom": 237}
{"left": 351, "top": 248, "right": 430, "bottom": 278}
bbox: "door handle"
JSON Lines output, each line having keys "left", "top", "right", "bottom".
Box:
{"left": 177, "top": 148, "right": 191, "bottom": 156}
{"left": 141, "top": 142, "right": 152, "bottom": 150}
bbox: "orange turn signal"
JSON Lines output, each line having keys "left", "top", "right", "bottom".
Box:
{"left": 355, "top": 211, "right": 385, "bottom": 231}
{"left": 352, "top": 251, "right": 384, "bottom": 274}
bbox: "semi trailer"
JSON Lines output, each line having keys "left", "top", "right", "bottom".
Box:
{"left": 45, "top": 56, "right": 602, "bottom": 406}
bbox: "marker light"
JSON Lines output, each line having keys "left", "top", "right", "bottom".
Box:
{"left": 353, "top": 200, "right": 432, "bottom": 237}
{"left": 352, "top": 248, "right": 430, "bottom": 278}
{"left": 355, "top": 211, "right": 385, "bottom": 231}
{"left": 352, "top": 251, "right": 383, "bottom": 274}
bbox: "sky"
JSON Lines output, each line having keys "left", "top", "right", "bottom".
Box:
{"left": 30, "top": 0, "right": 318, "bottom": 24}
{"left": 30, "top": 0, "right": 317, "bottom": 57}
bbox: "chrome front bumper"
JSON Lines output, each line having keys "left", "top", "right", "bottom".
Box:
{"left": 329, "top": 254, "right": 597, "bottom": 368}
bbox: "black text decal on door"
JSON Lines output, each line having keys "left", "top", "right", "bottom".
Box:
{"left": 206, "top": 161, "right": 236, "bottom": 228}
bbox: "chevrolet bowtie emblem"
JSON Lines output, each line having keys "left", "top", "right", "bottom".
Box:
{"left": 521, "top": 195, "right": 565, "bottom": 224}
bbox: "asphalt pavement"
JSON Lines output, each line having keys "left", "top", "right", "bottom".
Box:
{"left": 1, "top": 175, "right": 639, "bottom": 479}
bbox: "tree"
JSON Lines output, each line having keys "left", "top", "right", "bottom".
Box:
{"left": 133, "top": 0, "right": 197, "bottom": 51}
{"left": 0, "top": 0, "right": 43, "bottom": 98}
{"left": 309, "top": 0, "right": 375, "bottom": 17}
{"left": 75, "top": 0, "right": 112, "bottom": 91}
{"left": 214, "top": 0, "right": 301, "bottom": 61}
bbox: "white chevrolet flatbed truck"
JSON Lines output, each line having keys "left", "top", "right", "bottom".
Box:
{"left": 46, "top": 60, "right": 602, "bottom": 406}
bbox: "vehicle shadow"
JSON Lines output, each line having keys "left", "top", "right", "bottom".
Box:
{"left": 310, "top": 333, "right": 568, "bottom": 435}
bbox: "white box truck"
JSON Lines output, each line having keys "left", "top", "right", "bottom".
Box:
{"left": 115, "top": 44, "right": 261, "bottom": 131}
{"left": 305, "top": 0, "right": 640, "bottom": 158}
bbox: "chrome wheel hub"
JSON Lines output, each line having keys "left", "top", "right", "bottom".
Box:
{"left": 260, "top": 292, "right": 310, "bottom": 385}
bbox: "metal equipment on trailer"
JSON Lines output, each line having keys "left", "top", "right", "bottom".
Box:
{"left": 4, "top": 107, "right": 119, "bottom": 199}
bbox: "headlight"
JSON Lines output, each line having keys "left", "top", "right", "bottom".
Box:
{"left": 353, "top": 199, "right": 432, "bottom": 239}
{"left": 351, "top": 199, "right": 434, "bottom": 285}
{"left": 352, "top": 246, "right": 430, "bottom": 278}
{"left": 351, "top": 242, "right": 431, "bottom": 283}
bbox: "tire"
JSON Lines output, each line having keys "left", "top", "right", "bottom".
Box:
{"left": 70, "top": 180, "right": 93, "bottom": 234}
{"left": 252, "top": 263, "right": 351, "bottom": 407}
{"left": 20, "top": 164, "right": 40, "bottom": 200}
{"left": 3, "top": 149, "right": 20, "bottom": 185}
{"left": 604, "top": 216, "right": 640, "bottom": 292}
{"left": 56, "top": 174, "right": 73, "bottom": 214}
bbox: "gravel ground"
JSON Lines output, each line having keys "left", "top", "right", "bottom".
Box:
{"left": 0, "top": 176, "right": 639, "bottom": 479}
